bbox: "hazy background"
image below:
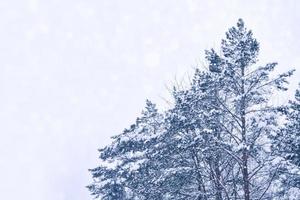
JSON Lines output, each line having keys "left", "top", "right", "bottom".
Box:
{"left": 0, "top": 0, "right": 299, "bottom": 200}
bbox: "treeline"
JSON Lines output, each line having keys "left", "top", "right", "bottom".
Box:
{"left": 88, "top": 19, "right": 300, "bottom": 200}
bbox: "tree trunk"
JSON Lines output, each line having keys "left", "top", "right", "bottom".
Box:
{"left": 214, "top": 87, "right": 223, "bottom": 200}
{"left": 242, "top": 148, "right": 250, "bottom": 200}
{"left": 241, "top": 66, "right": 250, "bottom": 200}
{"left": 214, "top": 156, "right": 223, "bottom": 200}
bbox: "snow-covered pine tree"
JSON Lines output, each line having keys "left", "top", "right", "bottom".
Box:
{"left": 272, "top": 84, "right": 300, "bottom": 199}
{"left": 280, "top": 84, "right": 300, "bottom": 168}
{"left": 87, "top": 100, "right": 165, "bottom": 199}
{"left": 283, "top": 84, "right": 300, "bottom": 171}
{"left": 152, "top": 19, "right": 295, "bottom": 199}
{"left": 204, "top": 19, "right": 294, "bottom": 200}
{"left": 153, "top": 70, "right": 230, "bottom": 199}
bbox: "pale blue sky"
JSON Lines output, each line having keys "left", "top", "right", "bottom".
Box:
{"left": 0, "top": 1, "right": 299, "bottom": 200}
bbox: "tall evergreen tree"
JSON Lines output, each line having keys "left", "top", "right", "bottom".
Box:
{"left": 272, "top": 84, "right": 300, "bottom": 199}
{"left": 197, "top": 18, "right": 295, "bottom": 200}
{"left": 279, "top": 84, "right": 300, "bottom": 168}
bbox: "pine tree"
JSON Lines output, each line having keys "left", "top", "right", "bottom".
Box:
{"left": 87, "top": 100, "right": 165, "bottom": 199}
{"left": 204, "top": 19, "right": 294, "bottom": 200}
{"left": 272, "top": 84, "right": 300, "bottom": 199}
{"left": 280, "top": 84, "right": 300, "bottom": 168}
{"left": 156, "top": 71, "right": 229, "bottom": 199}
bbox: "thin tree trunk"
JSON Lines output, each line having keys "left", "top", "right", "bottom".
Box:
{"left": 214, "top": 155, "right": 223, "bottom": 200}
{"left": 214, "top": 87, "right": 223, "bottom": 200}
{"left": 192, "top": 150, "right": 208, "bottom": 200}
{"left": 242, "top": 148, "right": 250, "bottom": 200}
{"left": 232, "top": 164, "right": 238, "bottom": 200}
{"left": 241, "top": 66, "right": 250, "bottom": 200}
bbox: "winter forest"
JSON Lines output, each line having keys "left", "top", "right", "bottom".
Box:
{"left": 88, "top": 19, "right": 300, "bottom": 200}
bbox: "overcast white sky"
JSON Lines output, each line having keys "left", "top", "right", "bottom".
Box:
{"left": 0, "top": 0, "right": 299, "bottom": 200}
